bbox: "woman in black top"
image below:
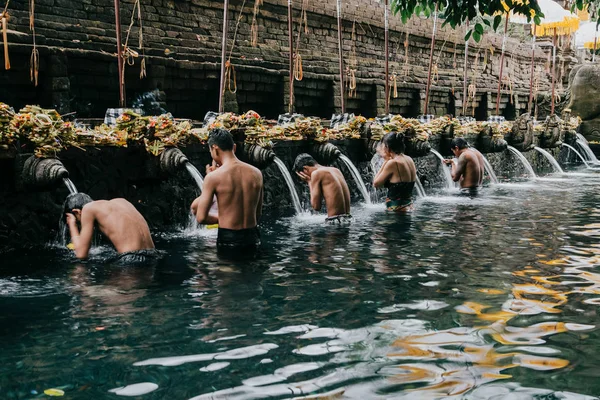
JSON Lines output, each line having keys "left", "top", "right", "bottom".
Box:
{"left": 373, "top": 132, "right": 418, "bottom": 212}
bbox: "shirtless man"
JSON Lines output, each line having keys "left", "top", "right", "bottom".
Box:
{"left": 443, "top": 137, "right": 482, "bottom": 196}
{"left": 191, "top": 128, "right": 263, "bottom": 254}
{"left": 64, "top": 193, "right": 155, "bottom": 261}
{"left": 294, "top": 153, "right": 351, "bottom": 223}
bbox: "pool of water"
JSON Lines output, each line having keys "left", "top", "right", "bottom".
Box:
{"left": 3, "top": 170, "right": 600, "bottom": 399}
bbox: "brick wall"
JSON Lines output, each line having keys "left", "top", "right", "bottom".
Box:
{"left": 1, "top": 0, "right": 554, "bottom": 119}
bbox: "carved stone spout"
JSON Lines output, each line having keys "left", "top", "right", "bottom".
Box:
{"left": 310, "top": 142, "right": 341, "bottom": 165}
{"left": 539, "top": 114, "right": 563, "bottom": 148}
{"left": 506, "top": 113, "right": 534, "bottom": 151}
{"left": 243, "top": 143, "right": 276, "bottom": 170}
{"left": 160, "top": 148, "right": 190, "bottom": 174}
{"left": 22, "top": 156, "right": 69, "bottom": 189}
{"left": 474, "top": 126, "right": 508, "bottom": 153}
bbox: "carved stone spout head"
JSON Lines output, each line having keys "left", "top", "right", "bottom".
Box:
{"left": 22, "top": 156, "right": 69, "bottom": 189}
{"left": 160, "top": 148, "right": 190, "bottom": 174}
{"left": 243, "top": 143, "right": 276, "bottom": 170}
{"left": 310, "top": 142, "right": 341, "bottom": 165}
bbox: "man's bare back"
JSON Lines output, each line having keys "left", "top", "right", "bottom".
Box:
{"left": 310, "top": 166, "right": 351, "bottom": 217}
{"left": 455, "top": 151, "right": 482, "bottom": 189}
{"left": 199, "top": 160, "right": 263, "bottom": 230}
{"left": 66, "top": 196, "right": 154, "bottom": 259}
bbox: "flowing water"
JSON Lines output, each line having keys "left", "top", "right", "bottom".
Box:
{"left": 5, "top": 171, "right": 600, "bottom": 398}
{"left": 473, "top": 149, "right": 499, "bottom": 184}
{"left": 576, "top": 133, "right": 599, "bottom": 164}
{"left": 507, "top": 146, "right": 537, "bottom": 178}
{"left": 339, "top": 155, "right": 371, "bottom": 204}
{"left": 562, "top": 143, "right": 590, "bottom": 167}
{"left": 430, "top": 149, "right": 455, "bottom": 189}
{"left": 185, "top": 162, "right": 204, "bottom": 192}
{"left": 533, "top": 146, "right": 564, "bottom": 174}
{"left": 62, "top": 177, "right": 78, "bottom": 195}
{"left": 274, "top": 157, "right": 303, "bottom": 214}
{"left": 414, "top": 177, "right": 426, "bottom": 198}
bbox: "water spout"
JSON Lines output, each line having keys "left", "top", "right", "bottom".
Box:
{"left": 472, "top": 149, "right": 499, "bottom": 184}
{"left": 533, "top": 146, "right": 564, "bottom": 174}
{"left": 273, "top": 157, "right": 303, "bottom": 215}
{"left": 160, "top": 148, "right": 189, "bottom": 174}
{"left": 415, "top": 177, "right": 427, "bottom": 198}
{"left": 63, "top": 178, "right": 78, "bottom": 194}
{"left": 243, "top": 144, "right": 276, "bottom": 170}
{"left": 506, "top": 146, "right": 537, "bottom": 178}
{"left": 185, "top": 163, "right": 204, "bottom": 192}
{"left": 562, "top": 143, "right": 590, "bottom": 167}
{"left": 339, "top": 155, "right": 371, "bottom": 204}
{"left": 430, "top": 149, "right": 454, "bottom": 189}
{"left": 311, "top": 143, "right": 341, "bottom": 165}
{"left": 576, "top": 133, "right": 599, "bottom": 164}
{"left": 22, "top": 156, "right": 70, "bottom": 189}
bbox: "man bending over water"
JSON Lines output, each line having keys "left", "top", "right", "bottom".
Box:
{"left": 64, "top": 194, "right": 155, "bottom": 261}
{"left": 191, "top": 128, "right": 263, "bottom": 254}
{"left": 443, "top": 137, "right": 482, "bottom": 196}
{"left": 294, "top": 154, "right": 351, "bottom": 223}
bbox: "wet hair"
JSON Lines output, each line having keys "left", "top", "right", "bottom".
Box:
{"left": 293, "top": 153, "right": 317, "bottom": 172}
{"left": 450, "top": 137, "right": 469, "bottom": 150}
{"left": 382, "top": 132, "right": 405, "bottom": 154}
{"left": 63, "top": 193, "right": 93, "bottom": 214}
{"left": 208, "top": 128, "right": 234, "bottom": 151}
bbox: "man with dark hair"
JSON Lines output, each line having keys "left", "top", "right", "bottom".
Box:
{"left": 294, "top": 153, "right": 351, "bottom": 222}
{"left": 443, "top": 137, "right": 482, "bottom": 196}
{"left": 64, "top": 193, "right": 155, "bottom": 260}
{"left": 191, "top": 128, "right": 263, "bottom": 255}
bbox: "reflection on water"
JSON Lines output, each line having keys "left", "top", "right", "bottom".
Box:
{"left": 4, "top": 172, "right": 600, "bottom": 398}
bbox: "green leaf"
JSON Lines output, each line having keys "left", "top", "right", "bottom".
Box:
{"left": 493, "top": 15, "right": 502, "bottom": 31}
{"left": 483, "top": 18, "right": 491, "bottom": 27}
{"left": 475, "top": 23, "right": 484, "bottom": 35}
{"left": 473, "top": 30, "right": 481, "bottom": 42}
{"left": 464, "top": 30, "right": 473, "bottom": 42}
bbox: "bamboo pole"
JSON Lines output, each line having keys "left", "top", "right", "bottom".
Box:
{"left": 288, "top": 0, "right": 294, "bottom": 113}
{"left": 551, "top": 27, "right": 557, "bottom": 115}
{"left": 528, "top": 24, "right": 537, "bottom": 114}
{"left": 336, "top": 0, "right": 345, "bottom": 113}
{"left": 114, "top": 0, "right": 125, "bottom": 107}
{"left": 384, "top": 0, "right": 389, "bottom": 114}
{"left": 424, "top": 4, "right": 439, "bottom": 115}
{"left": 495, "top": 15, "right": 509, "bottom": 116}
{"left": 218, "top": 0, "right": 230, "bottom": 113}
{"left": 462, "top": 20, "right": 469, "bottom": 115}
{"left": 593, "top": 23, "right": 598, "bottom": 62}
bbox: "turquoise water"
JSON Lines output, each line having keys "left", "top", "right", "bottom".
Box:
{"left": 3, "top": 171, "right": 600, "bottom": 398}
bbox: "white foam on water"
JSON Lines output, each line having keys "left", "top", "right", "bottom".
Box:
{"left": 108, "top": 382, "right": 158, "bottom": 396}
{"left": 199, "top": 362, "right": 230, "bottom": 372}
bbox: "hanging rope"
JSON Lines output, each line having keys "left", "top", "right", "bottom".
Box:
{"left": 346, "top": 20, "right": 358, "bottom": 98}
{"left": 294, "top": 0, "right": 308, "bottom": 81}
{"left": 402, "top": 30, "right": 410, "bottom": 82}
{"left": 388, "top": 72, "right": 397, "bottom": 101}
{"left": 223, "top": 0, "right": 248, "bottom": 94}
{"left": 250, "top": 0, "right": 262, "bottom": 47}
{"left": 29, "top": 0, "right": 38, "bottom": 85}
{"left": 2, "top": 0, "right": 11, "bottom": 70}
{"left": 121, "top": 0, "right": 146, "bottom": 82}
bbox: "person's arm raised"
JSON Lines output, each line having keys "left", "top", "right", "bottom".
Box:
{"left": 310, "top": 171, "right": 323, "bottom": 211}
{"left": 68, "top": 206, "right": 95, "bottom": 260}
{"left": 192, "top": 174, "right": 219, "bottom": 225}
{"left": 451, "top": 153, "right": 467, "bottom": 182}
{"left": 373, "top": 160, "right": 393, "bottom": 188}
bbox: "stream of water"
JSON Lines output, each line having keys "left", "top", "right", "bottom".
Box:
{"left": 339, "top": 155, "right": 372, "bottom": 204}
{"left": 533, "top": 146, "right": 564, "bottom": 174}
{"left": 507, "top": 146, "right": 537, "bottom": 178}
{"left": 274, "top": 157, "right": 303, "bottom": 214}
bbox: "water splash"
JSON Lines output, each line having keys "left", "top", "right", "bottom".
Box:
{"left": 507, "top": 146, "right": 537, "bottom": 178}
{"left": 62, "top": 178, "right": 78, "bottom": 194}
{"left": 339, "top": 155, "right": 371, "bottom": 204}
{"left": 184, "top": 162, "right": 204, "bottom": 192}
{"left": 473, "top": 149, "right": 499, "bottom": 184}
{"left": 562, "top": 143, "right": 590, "bottom": 167}
{"left": 415, "top": 177, "right": 426, "bottom": 198}
{"left": 429, "top": 149, "right": 454, "bottom": 189}
{"left": 533, "top": 146, "right": 564, "bottom": 174}
{"left": 576, "top": 133, "right": 600, "bottom": 164}
{"left": 274, "top": 157, "right": 303, "bottom": 215}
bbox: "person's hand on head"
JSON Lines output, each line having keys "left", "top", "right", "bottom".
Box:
{"left": 66, "top": 213, "right": 76, "bottom": 226}
{"left": 296, "top": 171, "right": 311, "bottom": 183}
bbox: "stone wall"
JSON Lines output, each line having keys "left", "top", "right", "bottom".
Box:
{"left": 1, "top": 0, "right": 556, "bottom": 120}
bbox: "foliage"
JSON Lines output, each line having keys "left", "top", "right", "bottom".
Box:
{"left": 390, "top": 0, "right": 542, "bottom": 42}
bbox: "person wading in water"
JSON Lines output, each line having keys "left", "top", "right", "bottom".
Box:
{"left": 191, "top": 128, "right": 263, "bottom": 256}
{"left": 294, "top": 153, "right": 351, "bottom": 224}
{"left": 373, "top": 132, "right": 417, "bottom": 212}
{"left": 443, "top": 137, "right": 482, "bottom": 196}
